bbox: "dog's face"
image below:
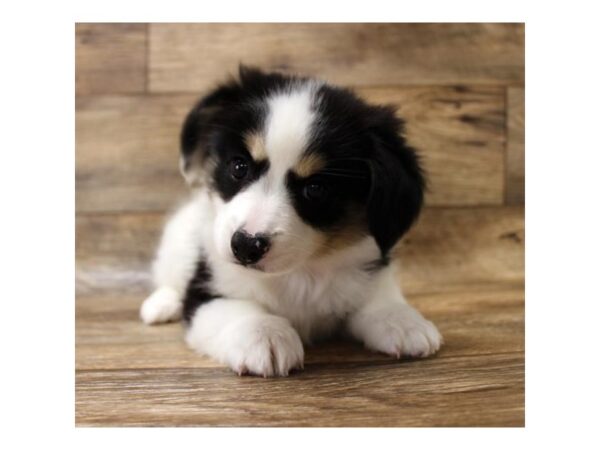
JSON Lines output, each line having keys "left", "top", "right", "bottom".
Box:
{"left": 180, "top": 67, "right": 424, "bottom": 274}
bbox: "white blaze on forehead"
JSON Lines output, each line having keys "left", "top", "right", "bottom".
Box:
{"left": 231, "top": 83, "right": 321, "bottom": 239}
{"left": 264, "top": 83, "right": 319, "bottom": 177}
{"left": 233, "top": 178, "right": 291, "bottom": 236}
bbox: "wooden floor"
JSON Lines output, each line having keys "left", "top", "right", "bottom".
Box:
{"left": 76, "top": 206, "right": 524, "bottom": 427}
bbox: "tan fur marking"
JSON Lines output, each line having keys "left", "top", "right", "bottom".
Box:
{"left": 181, "top": 151, "right": 211, "bottom": 188}
{"left": 294, "top": 153, "right": 326, "bottom": 178}
{"left": 314, "top": 215, "right": 367, "bottom": 257}
{"left": 244, "top": 132, "right": 267, "bottom": 160}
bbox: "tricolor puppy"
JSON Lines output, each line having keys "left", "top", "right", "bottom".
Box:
{"left": 140, "top": 67, "right": 442, "bottom": 377}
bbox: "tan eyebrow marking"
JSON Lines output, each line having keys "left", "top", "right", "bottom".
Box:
{"left": 294, "top": 152, "right": 326, "bottom": 178}
{"left": 244, "top": 131, "right": 267, "bottom": 161}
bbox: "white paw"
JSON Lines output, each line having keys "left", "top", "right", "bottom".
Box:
{"left": 218, "top": 315, "right": 304, "bottom": 377}
{"left": 140, "top": 286, "right": 182, "bottom": 325}
{"left": 350, "top": 303, "right": 443, "bottom": 359}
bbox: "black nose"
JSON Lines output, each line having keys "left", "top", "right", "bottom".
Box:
{"left": 231, "top": 230, "right": 271, "bottom": 265}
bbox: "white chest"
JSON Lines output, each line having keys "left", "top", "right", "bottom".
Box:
{"left": 210, "top": 259, "right": 377, "bottom": 342}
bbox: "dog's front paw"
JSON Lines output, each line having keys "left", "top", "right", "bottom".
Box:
{"left": 350, "top": 303, "right": 442, "bottom": 359}
{"left": 221, "top": 315, "right": 304, "bottom": 377}
{"left": 140, "top": 286, "right": 182, "bottom": 325}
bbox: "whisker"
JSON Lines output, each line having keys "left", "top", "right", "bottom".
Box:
{"left": 318, "top": 171, "right": 369, "bottom": 180}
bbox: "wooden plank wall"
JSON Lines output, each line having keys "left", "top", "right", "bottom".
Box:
{"left": 76, "top": 23, "right": 525, "bottom": 213}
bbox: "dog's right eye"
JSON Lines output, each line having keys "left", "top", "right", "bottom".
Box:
{"left": 229, "top": 158, "right": 249, "bottom": 180}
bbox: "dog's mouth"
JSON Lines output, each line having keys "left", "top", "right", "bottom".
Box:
{"left": 232, "top": 258, "right": 300, "bottom": 277}
{"left": 228, "top": 244, "right": 308, "bottom": 275}
{"left": 232, "top": 260, "right": 266, "bottom": 272}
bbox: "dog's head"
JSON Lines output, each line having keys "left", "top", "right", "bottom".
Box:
{"left": 180, "top": 67, "right": 425, "bottom": 274}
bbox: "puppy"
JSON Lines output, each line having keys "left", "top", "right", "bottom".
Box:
{"left": 140, "top": 67, "right": 442, "bottom": 377}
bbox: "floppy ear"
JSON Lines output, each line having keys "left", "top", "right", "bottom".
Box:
{"left": 366, "top": 108, "right": 426, "bottom": 256}
{"left": 179, "top": 79, "right": 244, "bottom": 186}
{"left": 180, "top": 65, "right": 277, "bottom": 186}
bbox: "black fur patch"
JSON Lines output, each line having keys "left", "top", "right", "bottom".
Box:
{"left": 182, "top": 259, "right": 219, "bottom": 323}
{"left": 283, "top": 83, "right": 379, "bottom": 231}
{"left": 365, "top": 112, "right": 425, "bottom": 255}
{"left": 286, "top": 167, "right": 369, "bottom": 230}
{"left": 180, "top": 66, "right": 309, "bottom": 201}
{"left": 211, "top": 134, "right": 270, "bottom": 201}
{"left": 286, "top": 83, "right": 425, "bottom": 255}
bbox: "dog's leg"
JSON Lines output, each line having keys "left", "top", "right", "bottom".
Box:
{"left": 186, "top": 299, "right": 304, "bottom": 377}
{"left": 347, "top": 266, "right": 443, "bottom": 358}
{"left": 140, "top": 201, "right": 203, "bottom": 325}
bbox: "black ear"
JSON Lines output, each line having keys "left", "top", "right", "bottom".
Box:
{"left": 180, "top": 65, "right": 281, "bottom": 186}
{"left": 179, "top": 79, "right": 244, "bottom": 186}
{"left": 366, "top": 108, "right": 425, "bottom": 256}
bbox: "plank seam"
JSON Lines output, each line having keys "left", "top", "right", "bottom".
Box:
{"left": 144, "top": 23, "right": 149, "bottom": 93}
{"left": 75, "top": 350, "right": 525, "bottom": 374}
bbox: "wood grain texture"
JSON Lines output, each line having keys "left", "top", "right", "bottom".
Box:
{"left": 75, "top": 95, "right": 190, "bottom": 213}
{"left": 506, "top": 87, "right": 525, "bottom": 204}
{"left": 77, "top": 354, "right": 524, "bottom": 426}
{"left": 76, "top": 287, "right": 523, "bottom": 372}
{"left": 76, "top": 23, "right": 147, "bottom": 95}
{"left": 360, "top": 86, "right": 505, "bottom": 206}
{"left": 75, "top": 207, "right": 524, "bottom": 426}
{"left": 75, "top": 86, "right": 505, "bottom": 213}
{"left": 148, "top": 23, "right": 524, "bottom": 92}
{"left": 396, "top": 206, "right": 524, "bottom": 294}
{"left": 76, "top": 207, "right": 523, "bottom": 297}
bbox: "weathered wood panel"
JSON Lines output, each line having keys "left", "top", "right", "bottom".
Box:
{"left": 506, "top": 87, "right": 525, "bottom": 203}
{"left": 75, "top": 86, "right": 505, "bottom": 212}
{"left": 75, "top": 95, "right": 190, "bottom": 213}
{"left": 361, "top": 86, "right": 505, "bottom": 206}
{"left": 76, "top": 353, "right": 524, "bottom": 426}
{"left": 148, "top": 23, "right": 524, "bottom": 92}
{"left": 76, "top": 23, "right": 147, "bottom": 95}
{"left": 396, "top": 206, "right": 524, "bottom": 294}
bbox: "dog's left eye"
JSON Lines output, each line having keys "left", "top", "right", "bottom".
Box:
{"left": 229, "top": 158, "right": 249, "bottom": 180}
{"left": 303, "top": 181, "right": 329, "bottom": 202}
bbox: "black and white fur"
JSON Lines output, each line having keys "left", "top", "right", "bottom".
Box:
{"left": 140, "top": 67, "right": 442, "bottom": 377}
